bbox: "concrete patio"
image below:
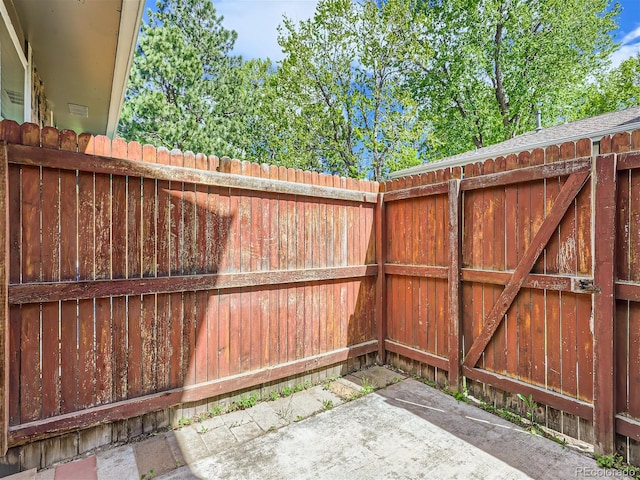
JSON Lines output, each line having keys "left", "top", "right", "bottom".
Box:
{"left": 12, "top": 366, "right": 627, "bottom": 480}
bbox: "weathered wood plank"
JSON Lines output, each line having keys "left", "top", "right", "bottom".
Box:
{"left": 384, "top": 264, "right": 448, "bottom": 279}
{"left": 20, "top": 158, "right": 41, "bottom": 421}
{"left": 384, "top": 339, "right": 449, "bottom": 371}
{"left": 383, "top": 158, "right": 590, "bottom": 200}
{"left": 40, "top": 163, "right": 60, "bottom": 419}
{"left": 435, "top": 170, "right": 448, "bottom": 361}
{"left": 448, "top": 179, "right": 462, "bottom": 392}
{"left": 461, "top": 156, "right": 591, "bottom": 191}
{"left": 376, "top": 194, "right": 386, "bottom": 362}
{"left": 593, "top": 154, "right": 617, "bottom": 455}
{"left": 0, "top": 145, "right": 8, "bottom": 454}
{"left": 616, "top": 415, "right": 640, "bottom": 442}
{"left": 94, "top": 137, "right": 112, "bottom": 408}
{"left": 463, "top": 170, "right": 590, "bottom": 369}
{"left": 461, "top": 269, "right": 595, "bottom": 293}
{"left": 8, "top": 340, "right": 378, "bottom": 446}
{"left": 515, "top": 151, "right": 532, "bottom": 384}
{"left": 618, "top": 151, "right": 640, "bottom": 171}
{"left": 615, "top": 282, "right": 640, "bottom": 301}
{"left": 382, "top": 182, "right": 448, "bottom": 202}
{"left": 9, "top": 265, "right": 375, "bottom": 303}
{"left": 462, "top": 366, "right": 593, "bottom": 420}
{"left": 7, "top": 143, "right": 377, "bottom": 203}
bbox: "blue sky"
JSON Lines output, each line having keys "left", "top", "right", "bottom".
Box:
{"left": 144, "top": 0, "right": 640, "bottom": 65}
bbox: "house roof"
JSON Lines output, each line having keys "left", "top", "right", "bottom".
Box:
{"left": 390, "top": 106, "right": 640, "bottom": 178}
{"left": 11, "top": 0, "right": 144, "bottom": 136}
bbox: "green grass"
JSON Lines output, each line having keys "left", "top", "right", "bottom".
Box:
{"left": 237, "top": 393, "right": 260, "bottom": 410}
{"left": 209, "top": 405, "right": 223, "bottom": 417}
{"left": 177, "top": 417, "right": 191, "bottom": 427}
{"left": 594, "top": 454, "right": 640, "bottom": 479}
{"left": 269, "top": 390, "right": 280, "bottom": 401}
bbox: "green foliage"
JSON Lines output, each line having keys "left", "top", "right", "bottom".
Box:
{"left": 119, "top": 0, "right": 254, "bottom": 157}
{"left": 573, "top": 53, "right": 640, "bottom": 118}
{"left": 517, "top": 393, "right": 538, "bottom": 433}
{"left": 450, "top": 390, "right": 467, "bottom": 403}
{"left": 323, "top": 399, "right": 334, "bottom": 410}
{"left": 237, "top": 393, "right": 260, "bottom": 410}
{"left": 595, "top": 453, "right": 640, "bottom": 478}
{"left": 140, "top": 469, "right": 156, "bottom": 480}
{"left": 269, "top": 390, "right": 281, "bottom": 401}
{"left": 177, "top": 417, "right": 191, "bottom": 427}
{"left": 360, "top": 377, "right": 377, "bottom": 393}
{"left": 119, "top": 0, "right": 621, "bottom": 179}
{"left": 252, "top": 0, "right": 429, "bottom": 180}
{"left": 208, "top": 405, "right": 223, "bottom": 417}
{"left": 408, "top": 0, "right": 620, "bottom": 159}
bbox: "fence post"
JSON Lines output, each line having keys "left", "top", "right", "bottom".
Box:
{"left": 448, "top": 179, "right": 462, "bottom": 392}
{"left": 593, "top": 153, "right": 617, "bottom": 455}
{"left": 376, "top": 192, "right": 386, "bottom": 363}
{"left": 0, "top": 143, "right": 8, "bottom": 455}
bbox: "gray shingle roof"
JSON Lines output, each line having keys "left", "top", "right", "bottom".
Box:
{"left": 391, "top": 106, "right": 640, "bottom": 178}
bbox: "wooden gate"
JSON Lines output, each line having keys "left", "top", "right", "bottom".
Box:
{"left": 382, "top": 135, "right": 628, "bottom": 455}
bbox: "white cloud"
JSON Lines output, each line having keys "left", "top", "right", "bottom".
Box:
{"left": 610, "top": 43, "right": 640, "bottom": 69}
{"left": 608, "top": 21, "right": 640, "bottom": 69}
{"left": 621, "top": 25, "right": 640, "bottom": 45}
{"left": 214, "top": 0, "right": 319, "bottom": 61}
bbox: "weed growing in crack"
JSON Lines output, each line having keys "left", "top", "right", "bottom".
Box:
{"left": 517, "top": 393, "right": 538, "bottom": 434}
{"left": 237, "top": 393, "right": 259, "bottom": 410}
{"left": 209, "top": 405, "right": 223, "bottom": 417}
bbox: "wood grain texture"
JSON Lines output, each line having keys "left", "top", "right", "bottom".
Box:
{"left": 8, "top": 125, "right": 637, "bottom": 457}
{"left": 463, "top": 170, "right": 590, "bottom": 369}
{"left": 448, "top": 180, "right": 462, "bottom": 391}
{"left": 0, "top": 145, "right": 8, "bottom": 454}
{"left": 8, "top": 144, "right": 377, "bottom": 203}
{"left": 593, "top": 154, "right": 617, "bottom": 455}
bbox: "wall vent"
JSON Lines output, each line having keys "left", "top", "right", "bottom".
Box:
{"left": 68, "top": 103, "right": 89, "bottom": 117}
{"left": 4, "top": 90, "right": 23, "bottom": 105}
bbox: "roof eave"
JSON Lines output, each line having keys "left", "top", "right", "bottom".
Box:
{"left": 105, "top": 0, "right": 144, "bottom": 139}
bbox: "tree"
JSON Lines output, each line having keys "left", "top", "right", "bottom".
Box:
{"left": 573, "top": 53, "right": 640, "bottom": 118}
{"left": 254, "top": 0, "right": 430, "bottom": 180}
{"left": 118, "top": 0, "right": 252, "bottom": 158}
{"left": 408, "top": 0, "right": 620, "bottom": 159}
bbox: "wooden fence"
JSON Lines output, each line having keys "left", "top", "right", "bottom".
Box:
{"left": 2, "top": 119, "right": 640, "bottom": 465}
{"left": 0, "top": 121, "right": 378, "bottom": 456}
{"left": 381, "top": 128, "right": 640, "bottom": 459}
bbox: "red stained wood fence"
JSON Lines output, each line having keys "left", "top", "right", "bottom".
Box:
{"left": 0, "top": 121, "right": 378, "bottom": 453}
{"left": 2, "top": 119, "right": 640, "bottom": 460}
{"left": 382, "top": 128, "right": 640, "bottom": 457}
